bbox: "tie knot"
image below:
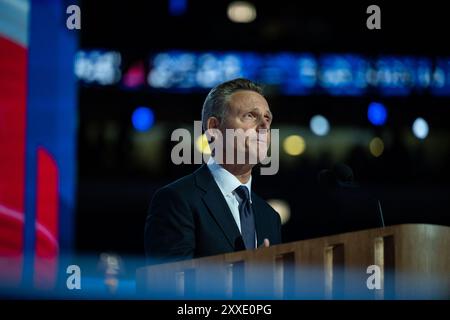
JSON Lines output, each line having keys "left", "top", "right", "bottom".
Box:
{"left": 235, "top": 185, "right": 250, "bottom": 201}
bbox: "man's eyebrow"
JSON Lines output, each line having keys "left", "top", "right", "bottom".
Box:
{"left": 246, "top": 107, "right": 273, "bottom": 119}
{"left": 261, "top": 108, "right": 273, "bottom": 120}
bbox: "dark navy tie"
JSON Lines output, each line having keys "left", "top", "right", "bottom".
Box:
{"left": 235, "top": 185, "right": 256, "bottom": 249}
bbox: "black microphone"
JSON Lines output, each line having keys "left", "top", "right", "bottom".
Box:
{"left": 317, "top": 169, "right": 337, "bottom": 189}
{"left": 333, "top": 163, "right": 355, "bottom": 186}
{"left": 318, "top": 163, "right": 386, "bottom": 228}
{"left": 376, "top": 199, "right": 386, "bottom": 228}
{"left": 318, "top": 164, "right": 357, "bottom": 189}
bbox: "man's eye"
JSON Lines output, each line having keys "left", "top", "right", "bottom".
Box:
{"left": 244, "top": 113, "right": 255, "bottom": 119}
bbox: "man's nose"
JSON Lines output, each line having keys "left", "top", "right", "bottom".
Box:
{"left": 257, "top": 116, "right": 270, "bottom": 130}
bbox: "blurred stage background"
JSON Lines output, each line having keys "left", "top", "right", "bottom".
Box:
{"left": 1, "top": 0, "right": 450, "bottom": 297}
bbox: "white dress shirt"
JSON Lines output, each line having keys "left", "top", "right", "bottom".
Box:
{"left": 207, "top": 158, "right": 256, "bottom": 246}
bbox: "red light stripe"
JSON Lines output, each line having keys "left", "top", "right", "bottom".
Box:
{"left": 0, "top": 35, "right": 27, "bottom": 285}
{"left": 34, "top": 147, "right": 59, "bottom": 289}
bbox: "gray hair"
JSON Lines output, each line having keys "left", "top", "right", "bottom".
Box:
{"left": 201, "top": 78, "right": 263, "bottom": 131}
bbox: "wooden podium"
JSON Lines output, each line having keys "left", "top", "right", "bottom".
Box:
{"left": 137, "top": 224, "right": 450, "bottom": 299}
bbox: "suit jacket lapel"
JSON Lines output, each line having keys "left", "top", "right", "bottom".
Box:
{"left": 194, "top": 165, "right": 242, "bottom": 249}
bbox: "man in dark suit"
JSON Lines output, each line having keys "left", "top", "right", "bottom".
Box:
{"left": 145, "top": 78, "right": 281, "bottom": 263}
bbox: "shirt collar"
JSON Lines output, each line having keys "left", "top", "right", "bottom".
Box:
{"left": 207, "top": 157, "right": 252, "bottom": 200}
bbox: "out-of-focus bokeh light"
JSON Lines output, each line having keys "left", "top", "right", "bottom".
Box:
{"left": 123, "top": 61, "right": 145, "bottom": 89}
{"left": 74, "top": 50, "right": 122, "bottom": 85}
{"left": 227, "top": 1, "right": 257, "bottom": 23}
{"left": 283, "top": 135, "right": 306, "bottom": 156}
{"left": 195, "top": 134, "right": 211, "bottom": 155}
{"left": 132, "top": 107, "right": 155, "bottom": 132}
{"left": 267, "top": 199, "right": 291, "bottom": 225}
{"left": 369, "top": 137, "right": 384, "bottom": 157}
{"left": 310, "top": 114, "right": 330, "bottom": 136}
{"left": 367, "top": 102, "right": 387, "bottom": 126}
{"left": 169, "top": 0, "right": 187, "bottom": 16}
{"left": 412, "top": 117, "right": 429, "bottom": 139}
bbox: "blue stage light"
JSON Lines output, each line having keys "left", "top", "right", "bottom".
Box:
{"left": 368, "top": 102, "right": 387, "bottom": 126}
{"left": 169, "top": 0, "right": 187, "bottom": 16}
{"left": 132, "top": 107, "right": 155, "bottom": 132}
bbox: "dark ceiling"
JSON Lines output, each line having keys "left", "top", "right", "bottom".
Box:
{"left": 80, "top": 1, "right": 450, "bottom": 55}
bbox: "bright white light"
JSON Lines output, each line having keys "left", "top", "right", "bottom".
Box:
{"left": 227, "top": 1, "right": 256, "bottom": 23}
{"left": 412, "top": 117, "right": 429, "bottom": 139}
{"left": 310, "top": 115, "right": 330, "bottom": 136}
{"left": 74, "top": 50, "right": 121, "bottom": 85}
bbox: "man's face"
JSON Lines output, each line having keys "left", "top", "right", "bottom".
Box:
{"left": 219, "top": 90, "right": 273, "bottom": 164}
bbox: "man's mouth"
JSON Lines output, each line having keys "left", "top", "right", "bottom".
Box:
{"left": 248, "top": 138, "right": 266, "bottom": 144}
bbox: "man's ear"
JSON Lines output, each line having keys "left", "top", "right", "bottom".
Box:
{"left": 206, "top": 117, "right": 220, "bottom": 142}
{"left": 207, "top": 117, "right": 220, "bottom": 130}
